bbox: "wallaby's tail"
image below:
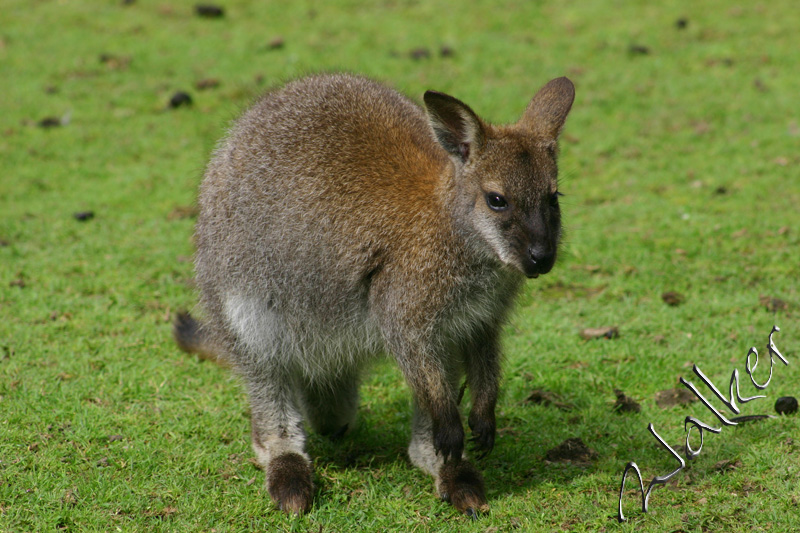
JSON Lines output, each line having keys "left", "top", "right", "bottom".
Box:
{"left": 173, "top": 311, "right": 225, "bottom": 364}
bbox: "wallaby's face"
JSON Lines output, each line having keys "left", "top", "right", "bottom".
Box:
{"left": 424, "top": 78, "right": 574, "bottom": 278}
{"left": 459, "top": 135, "right": 562, "bottom": 278}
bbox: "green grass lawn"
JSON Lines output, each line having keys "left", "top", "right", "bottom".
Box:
{"left": 2, "top": 0, "right": 799, "bottom": 531}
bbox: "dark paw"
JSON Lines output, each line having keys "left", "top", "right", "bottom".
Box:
{"left": 467, "top": 411, "right": 495, "bottom": 459}
{"left": 266, "top": 453, "right": 314, "bottom": 515}
{"left": 328, "top": 423, "right": 349, "bottom": 441}
{"left": 433, "top": 416, "right": 464, "bottom": 463}
{"left": 438, "top": 460, "right": 489, "bottom": 516}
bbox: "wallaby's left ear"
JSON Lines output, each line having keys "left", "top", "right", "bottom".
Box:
{"left": 424, "top": 91, "right": 485, "bottom": 163}
{"left": 520, "top": 77, "right": 575, "bottom": 140}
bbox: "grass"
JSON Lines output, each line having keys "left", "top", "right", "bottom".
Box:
{"left": 1, "top": 0, "right": 799, "bottom": 531}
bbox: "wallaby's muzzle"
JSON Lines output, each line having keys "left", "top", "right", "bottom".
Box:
{"left": 521, "top": 244, "right": 556, "bottom": 278}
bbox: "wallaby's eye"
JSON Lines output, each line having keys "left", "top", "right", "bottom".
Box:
{"left": 485, "top": 192, "right": 509, "bottom": 211}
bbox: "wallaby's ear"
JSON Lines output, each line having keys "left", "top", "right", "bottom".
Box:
{"left": 424, "top": 91, "right": 485, "bottom": 163}
{"left": 520, "top": 77, "right": 575, "bottom": 140}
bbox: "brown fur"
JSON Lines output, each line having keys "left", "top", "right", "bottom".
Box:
{"left": 265, "top": 453, "right": 314, "bottom": 514}
{"left": 175, "top": 73, "right": 575, "bottom": 515}
{"left": 438, "top": 459, "right": 489, "bottom": 516}
{"left": 173, "top": 311, "right": 228, "bottom": 365}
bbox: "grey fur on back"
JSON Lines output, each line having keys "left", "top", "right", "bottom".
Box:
{"left": 195, "top": 74, "right": 519, "bottom": 379}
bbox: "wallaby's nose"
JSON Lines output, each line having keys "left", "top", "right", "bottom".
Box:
{"left": 524, "top": 245, "right": 556, "bottom": 278}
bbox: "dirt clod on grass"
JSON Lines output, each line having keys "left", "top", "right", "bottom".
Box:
{"left": 409, "top": 47, "right": 431, "bottom": 60}
{"left": 143, "top": 506, "right": 178, "bottom": 519}
{"left": 544, "top": 437, "right": 597, "bottom": 466}
{"left": 99, "top": 53, "right": 131, "bottom": 70}
{"left": 713, "top": 459, "right": 742, "bottom": 472}
{"left": 169, "top": 92, "right": 193, "bottom": 109}
{"left": 38, "top": 117, "right": 62, "bottom": 128}
{"left": 775, "top": 396, "right": 798, "bottom": 415}
{"left": 195, "top": 78, "right": 220, "bottom": 90}
{"left": 267, "top": 37, "right": 285, "bottom": 50}
{"left": 525, "top": 389, "right": 574, "bottom": 411}
{"left": 613, "top": 389, "right": 641, "bottom": 413}
{"left": 759, "top": 295, "right": 788, "bottom": 313}
{"left": 195, "top": 4, "right": 224, "bottom": 18}
{"left": 73, "top": 211, "right": 94, "bottom": 222}
{"left": 168, "top": 205, "right": 198, "bottom": 220}
{"left": 580, "top": 326, "right": 619, "bottom": 340}
{"left": 662, "top": 291, "right": 685, "bottom": 306}
{"left": 655, "top": 387, "right": 698, "bottom": 408}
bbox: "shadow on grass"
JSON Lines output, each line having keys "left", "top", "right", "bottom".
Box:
{"left": 303, "top": 395, "right": 600, "bottom": 505}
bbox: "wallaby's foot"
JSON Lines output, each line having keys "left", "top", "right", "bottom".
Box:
{"left": 267, "top": 453, "right": 314, "bottom": 514}
{"left": 437, "top": 459, "right": 489, "bottom": 517}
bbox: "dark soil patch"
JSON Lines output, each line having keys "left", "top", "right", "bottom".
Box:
{"left": 169, "top": 92, "right": 192, "bottom": 108}
{"left": 613, "top": 389, "right": 641, "bottom": 413}
{"left": 525, "top": 389, "right": 574, "bottom": 411}
{"left": 409, "top": 47, "right": 431, "bottom": 60}
{"left": 544, "top": 437, "right": 598, "bottom": 466}
{"left": 195, "top": 4, "right": 224, "bottom": 18}
{"left": 662, "top": 291, "right": 685, "bottom": 306}
{"left": 655, "top": 388, "right": 698, "bottom": 408}
{"left": 759, "top": 295, "right": 788, "bottom": 313}
{"left": 775, "top": 396, "right": 798, "bottom": 415}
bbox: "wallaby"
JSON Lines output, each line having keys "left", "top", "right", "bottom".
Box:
{"left": 175, "top": 73, "right": 575, "bottom": 516}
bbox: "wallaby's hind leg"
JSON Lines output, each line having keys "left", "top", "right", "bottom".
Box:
{"left": 408, "top": 402, "right": 488, "bottom": 516}
{"left": 247, "top": 375, "right": 314, "bottom": 514}
{"left": 301, "top": 371, "right": 360, "bottom": 437}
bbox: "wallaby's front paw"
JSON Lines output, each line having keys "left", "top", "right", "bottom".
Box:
{"left": 267, "top": 453, "right": 314, "bottom": 515}
{"left": 432, "top": 416, "right": 464, "bottom": 463}
{"left": 467, "top": 410, "right": 496, "bottom": 459}
{"left": 437, "top": 460, "right": 489, "bottom": 517}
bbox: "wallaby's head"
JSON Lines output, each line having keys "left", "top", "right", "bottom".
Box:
{"left": 424, "top": 78, "right": 575, "bottom": 278}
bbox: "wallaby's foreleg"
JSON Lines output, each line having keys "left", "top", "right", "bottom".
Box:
{"left": 393, "top": 350, "right": 464, "bottom": 463}
{"left": 300, "top": 371, "right": 360, "bottom": 437}
{"left": 408, "top": 401, "right": 488, "bottom": 516}
{"left": 247, "top": 374, "right": 313, "bottom": 514}
{"left": 376, "top": 284, "right": 486, "bottom": 513}
{"left": 394, "top": 342, "right": 489, "bottom": 515}
{"left": 464, "top": 325, "right": 502, "bottom": 458}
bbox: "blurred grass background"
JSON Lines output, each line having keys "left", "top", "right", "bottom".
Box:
{"left": 1, "top": 0, "right": 798, "bottom": 531}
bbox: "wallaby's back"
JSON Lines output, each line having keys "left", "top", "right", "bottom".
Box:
{"left": 194, "top": 74, "right": 505, "bottom": 372}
